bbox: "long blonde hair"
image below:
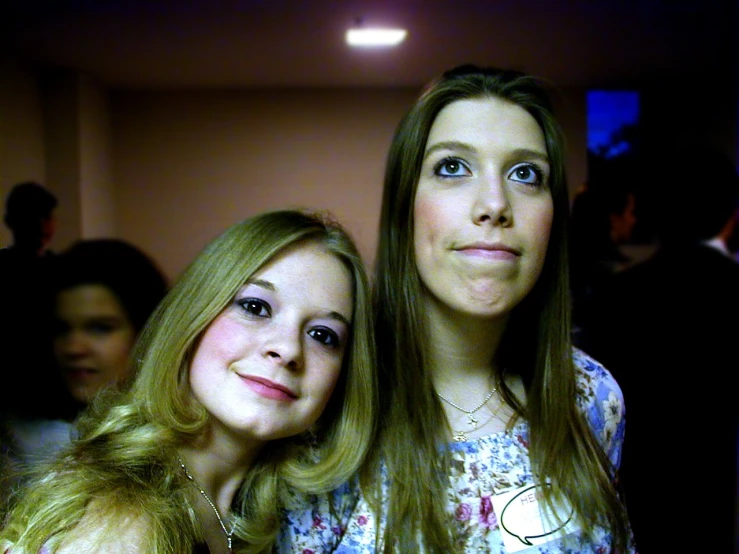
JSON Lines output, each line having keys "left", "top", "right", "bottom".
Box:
{"left": 368, "top": 65, "right": 630, "bottom": 552}
{"left": 1, "top": 209, "right": 377, "bottom": 554}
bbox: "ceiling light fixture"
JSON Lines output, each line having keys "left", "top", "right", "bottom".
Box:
{"left": 346, "top": 18, "right": 407, "bottom": 47}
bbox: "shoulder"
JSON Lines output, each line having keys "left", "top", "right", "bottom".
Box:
{"left": 572, "top": 347, "right": 624, "bottom": 403}
{"left": 0, "top": 249, "right": 14, "bottom": 272}
{"left": 6, "top": 418, "right": 74, "bottom": 460}
{"left": 278, "top": 479, "right": 360, "bottom": 552}
{"left": 52, "top": 499, "right": 152, "bottom": 554}
{"left": 572, "top": 348, "right": 626, "bottom": 468}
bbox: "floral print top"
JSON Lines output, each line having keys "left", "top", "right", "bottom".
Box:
{"left": 278, "top": 349, "right": 635, "bottom": 553}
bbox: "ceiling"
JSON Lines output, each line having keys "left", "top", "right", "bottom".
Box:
{"left": 1, "top": 0, "right": 736, "bottom": 90}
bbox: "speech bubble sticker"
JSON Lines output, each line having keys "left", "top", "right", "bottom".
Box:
{"left": 491, "top": 483, "right": 579, "bottom": 553}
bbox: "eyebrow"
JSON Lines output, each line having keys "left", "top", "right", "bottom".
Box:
{"left": 247, "top": 278, "right": 275, "bottom": 291}
{"left": 326, "top": 311, "right": 352, "bottom": 328}
{"left": 424, "top": 140, "right": 550, "bottom": 165}
{"left": 246, "top": 278, "right": 352, "bottom": 327}
{"left": 424, "top": 140, "right": 474, "bottom": 160}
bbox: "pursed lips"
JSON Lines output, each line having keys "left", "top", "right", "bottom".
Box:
{"left": 454, "top": 242, "right": 521, "bottom": 260}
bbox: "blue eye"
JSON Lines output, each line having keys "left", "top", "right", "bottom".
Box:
{"left": 238, "top": 298, "right": 271, "bottom": 317}
{"left": 308, "top": 327, "right": 341, "bottom": 348}
{"left": 508, "top": 163, "right": 545, "bottom": 186}
{"left": 434, "top": 157, "right": 471, "bottom": 178}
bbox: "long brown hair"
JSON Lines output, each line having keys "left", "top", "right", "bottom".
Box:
{"left": 367, "top": 65, "right": 630, "bottom": 552}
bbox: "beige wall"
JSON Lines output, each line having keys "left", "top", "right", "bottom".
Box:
{"left": 2, "top": 56, "right": 736, "bottom": 282}
{"left": 109, "top": 88, "right": 587, "bottom": 280}
{"left": 0, "top": 62, "right": 116, "bottom": 252}
{"left": 0, "top": 54, "right": 46, "bottom": 224}
{"left": 110, "top": 88, "right": 417, "bottom": 279}
{"left": 42, "top": 71, "right": 114, "bottom": 251}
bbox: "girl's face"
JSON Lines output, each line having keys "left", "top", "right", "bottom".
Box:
{"left": 53, "top": 284, "right": 137, "bottom": 404}
{"left": 188, "top": 240, "right": 353, "bottom": 443}
{"left": 413, "top": 96, "right": 554, "bottom": 321}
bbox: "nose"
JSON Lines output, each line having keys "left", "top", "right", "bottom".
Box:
{"left": 56, "top": 330, "right": 90, "bottom": 358}
{"left": 263, "top": 325, "right": 304, "bottom": 371}
{"left": 472, "top": 173, "right": 512, "bottom": 226}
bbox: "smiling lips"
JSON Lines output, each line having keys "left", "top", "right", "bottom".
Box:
{"left": 63, "top": 367, "right": 98, "bottom": 381}
{"left": 241, "top": 375, "right": 298, "bottom": 401}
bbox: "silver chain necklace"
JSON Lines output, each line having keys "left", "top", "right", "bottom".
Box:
{"left": 437, "top": 386, "right": 497, "bottom": 440}
{"left": 178, "top": 456, "right": 234, "bottom": 553}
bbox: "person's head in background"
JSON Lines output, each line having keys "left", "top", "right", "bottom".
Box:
{"left": 726, "top": 205, "right": 739, "bottom": 258}
{"left": 50, "top": 239, "right": 169, "bottom": 412}
{"left": 644, "top": 141, "right": 738, "bottom": 250}
{"left": 3, "top": 182, "right": 57, "bottom": 255}
{"left": 570, "top": 159, "right": 639, "bottom": 267}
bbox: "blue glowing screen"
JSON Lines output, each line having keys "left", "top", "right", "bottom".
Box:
{"left": 587, "top": 90, "right": 640, "bottom": 159}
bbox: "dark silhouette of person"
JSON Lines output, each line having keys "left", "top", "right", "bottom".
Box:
{"left": 579, "top": 142, "right": 739, "bottom": 553}
{"left": 0, "top": 182, "right": 59, "bottom": 421}
{"left": 569, "top": 159, "right": 639, "bottom": 348}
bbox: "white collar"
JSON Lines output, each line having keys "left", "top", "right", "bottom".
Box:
{"left": 702, "top": 236, "right": 732, "bottom": 258}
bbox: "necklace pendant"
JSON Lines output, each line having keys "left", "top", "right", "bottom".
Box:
{"left": 467, "top": 413, "right": 478, "bottom": 428}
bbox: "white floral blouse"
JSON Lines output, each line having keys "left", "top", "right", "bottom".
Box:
{"left": 278, "top": 349, "right": 635, "bottom": 553}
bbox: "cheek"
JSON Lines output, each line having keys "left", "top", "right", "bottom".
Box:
{"left": 307, "top": 360, "right": 343, "bottom": 407}
{"left": 200, "top": 315, "right": 236, "bottom": 350}
{"left": 528, "top": 206, "right": 554, "bottom": 267}
{"left": 106, "top": 336, "right": 133, "bottom": 359}
{"left": 189, "top": 317, "right": 243, "bottom": 375}
{"left": 413, "top": 193, "right": 447, "bottom": 255}
{"left": 103, "top": 333, "right": 137, "bottom": 373}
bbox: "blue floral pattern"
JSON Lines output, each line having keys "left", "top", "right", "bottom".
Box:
{"left": 278, "top": 349, "right": 634, "bottom": 553}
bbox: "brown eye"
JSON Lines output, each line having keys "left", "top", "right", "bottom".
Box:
{"left": 238, "top": 298, "right": 271, "bottom": 317}
{"left": 308, "top": 327, "right": 341, "bottom": 348}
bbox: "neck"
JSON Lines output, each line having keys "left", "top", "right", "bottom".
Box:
{"left": 424, "top": 300, "right": 507, "bottom": 387}
{"left": 178, "top": 434, "right": 259, "bottom": 517}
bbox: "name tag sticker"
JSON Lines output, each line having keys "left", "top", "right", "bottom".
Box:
{"left": 491, "top": 483, "right": 579, "bottom": 553}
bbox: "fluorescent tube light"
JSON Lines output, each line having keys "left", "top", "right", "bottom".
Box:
{"left": 346, "top": 28, "right": 407, "bottom": 47}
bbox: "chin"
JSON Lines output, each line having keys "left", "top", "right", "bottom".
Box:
{"left": 458, "top": 295, "right": 516, "bottom": 315}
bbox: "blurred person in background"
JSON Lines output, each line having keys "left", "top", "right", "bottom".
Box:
{"left": 1, "top": 238, "right": 169, "bottom": 482}
{"left": 569, "top": 160, "right": 640, "bottom": 348}
{"left": 580, "top": 141, "right": 739, "bottom": 553}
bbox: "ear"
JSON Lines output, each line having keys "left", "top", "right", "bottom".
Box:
{"left": 718, "top": 208, "right": 737, "bottom": 242}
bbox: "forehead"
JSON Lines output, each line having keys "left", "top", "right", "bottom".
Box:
{"left": 250, "top": 241, "right": 354, "bottom": 318}
{"left": 427, "top": 96, "right": 546, "bottom": 152}
{"left": 56, "top": 284, "right": 127, "bottom": 317}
